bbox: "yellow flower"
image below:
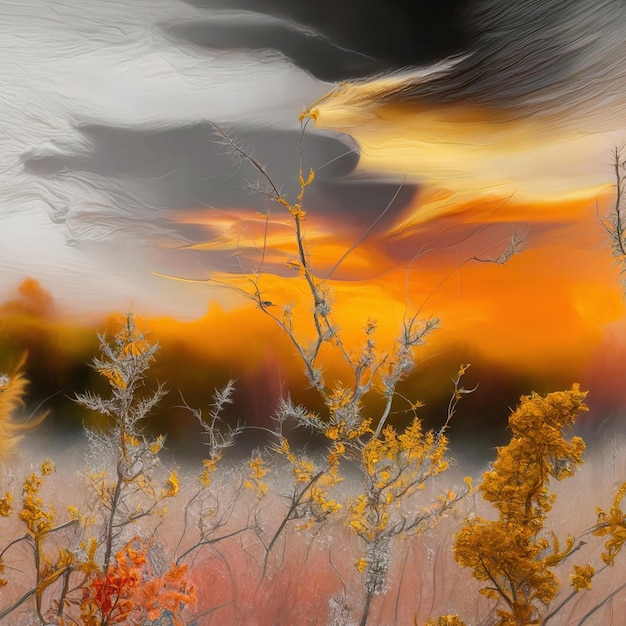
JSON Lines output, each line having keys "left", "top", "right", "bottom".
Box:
{"left": 123, "top": 433, "right": 140, "bottom": 448}
{"left": 67, "top": 505, "right": 81, "bottom": 521}
{"left": 453, "top": 385, "right": 588, "bottom": 623}
{"left": 41, "top": 459, "right": 55, "bottom": 476}
{"left": 299, "top": 107, "right": 320, "bottom": 122}
{"left": 244, "top": 454, "right": 269, "bottom": 497}
{"left": 293, "top": 458, "right": 315, "bottom": 484}
{"left": 198, "top": 456, "right": 221, "bottom": 488}
{"left": 98, "top": 366, "right": 127, "bottom": 389}
{"left": 354, "top": 558, "right": 368, "bottom": 572}
{"left": 570, "top": 564, "right": 594, "bottom": 591}
{"left": 149, "top": 435, "right": 165, "bottom": 455}
{"left": 0, "top": 492, "right": 12, "bottom": 517}
{"left": 122, "top": 339, "right": 150, "bottom": 357}
{"left": 162, "top": 470, "right": 179, "bottom": 498}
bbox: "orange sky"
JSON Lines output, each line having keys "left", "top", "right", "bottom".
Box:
{"left": 126, "top": 99, "right": 626, "bottom": 432}
{"left": 155, "top": 161, "right": 624, "bottom": 381}
{"left": 3, "top": 182, "right": 625, "bottom": 434}
{"left": 3, "top": 91, "right": 626, "bottom": 445}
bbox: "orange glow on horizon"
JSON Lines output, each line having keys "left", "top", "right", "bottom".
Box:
{"left": 152, "top": 197, "right": 624, "bottom": 382}
{"left": 2, "top": 192, "right": 623, "bottom": 388}
{"left": 4, "top": 87, "right": 626, "bottom": 426}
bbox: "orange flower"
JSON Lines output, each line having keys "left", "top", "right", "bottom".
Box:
{"left": 81, "top": 538, "right": 194, "bottom": 625}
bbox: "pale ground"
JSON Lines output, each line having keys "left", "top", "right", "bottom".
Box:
{"left": 2, "top": 434, "right": 626, "bottom": 625}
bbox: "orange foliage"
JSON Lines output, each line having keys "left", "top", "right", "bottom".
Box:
{"left": 0, "top": 277, "right": 56, "bottom": 319}
{"left": 80, "top": 538, "right": 195, "bottom": 626}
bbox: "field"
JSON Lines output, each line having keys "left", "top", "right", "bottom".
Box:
{"left": 1, "top": 315, "right": 626, "bottom": 626}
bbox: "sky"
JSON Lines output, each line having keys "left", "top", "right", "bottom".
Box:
{"left": 2, "top": 0, "right": 626, "bottom": 449}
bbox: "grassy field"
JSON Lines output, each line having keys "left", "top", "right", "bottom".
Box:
{"left": 0, "top": 332, "right": 626, "bottom": 626}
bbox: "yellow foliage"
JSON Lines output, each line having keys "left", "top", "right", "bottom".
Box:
{"left": 355, "top": 557, "right": 368, "bottom": 572}
{"left": 79, "top": 537, "right": 101, "bottom": 577}
{"left": 244, "top": 454, "right": 269, "bottom": 497}
{"left": 90, "top": 315, "right": 158, "bottom": 394}
{"left": 0, "top": 492, "right": 12, "bottom": 517}
{"left": 67, "top": 504, "right": 83, "bottom": 524}
{"left": 299, "top": 106, "right": 320, "bottom": 122}
{"left": 595, "top": 480, "right": 626, "bottom": 566}
{"left": 84, "top": 470, "right": 114, "bottom": 505}
{"left": 454, "top": 385, "right": 588, "bottom": 625}
{"left": 310, "top": 483, "right": 341, "bottom": 516}
{"left": 570, "top": 563, "right": 594, "bottom": 591}
{"left": 162, "top": 469, "right": 179, "bottom": 498}
{"left": 121, "top": 339, "right": 150, "bottom": 358}
{"left": 293, "top": 457, "right": 316, "bottom": 484}
{"left": 0, "top": 356, "right": 46, "bottom": 461}
{"left": 347, "top": 494, "right": 369, "bottom": 536}
{"left": 346, "top": 415, "right": 452, "bottom": 546}
{"left": 123, "top": 433, "right": 140, "bottom": 448}
{"left": 423, "top": 616, "right": 467, "bottom": 626}
{"left": 40, "top": 459, "right": 55, "bottom": 476}
{"left": 149, "top": 435, "right": 165, "bottom": 455}
{"left": 198, "top": 455, "right": 221, "bottom": 488}
{"left": 19, "top": 460, "right": 57, "bottom": 537}
{"left": 98, "top": 365, "right": 128, "bottom": 390}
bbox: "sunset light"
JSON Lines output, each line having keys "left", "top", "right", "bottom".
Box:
{"left": 4, "top": 1, "right": 626, "bottom": 624}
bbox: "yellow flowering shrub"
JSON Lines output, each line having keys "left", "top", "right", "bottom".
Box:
{"left": 203, "top": 117, "right": 472, "bottom": 626}
{"left": 454, "top": 385, "right": 588, "bottom": 626}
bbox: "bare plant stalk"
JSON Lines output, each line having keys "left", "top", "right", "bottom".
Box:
{"left": 600, "top": 146, "right": 626, "bottom": 271}
{"left": 172, "top": 382, "right": 250, "bottom": 565}
{"left": 260, "top": 466, "right": 328, "bottom": 578}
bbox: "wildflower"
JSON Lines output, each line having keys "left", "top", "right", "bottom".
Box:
{"left": 354, "top": 558, "right": 368, "bottom": 572}
{"left": 78, "top": 537, "right": 101, "bottom": 577}
{"left": 244, "top": 454, "right": 269, "bottom": 497}
{"left": 595, "top": 480, "right": 626, "bottom": 566}
{"left": 198, "top": 455, "right": 220, "bottom": 488}
{"left": 299, "top": 107, "right": 320, "bottom": 122}
{"left": 19, "top": 465, "right": 56, "bottom": 536}
{"left": 149, "top": 435, "right": 165, "bottom": 455}
{"left": 40, "top": 458, "right": 55, "bottom": 476}
{"left": 454, "top": 385, "right": 588, "bottom": 625}
{"left": 67, "top": 504, "right": 81, "bottom": 521}
{"left": 570, "top": 564, "right": 595, "bottom": 591}
{"left": 81, "top": 538, "right": 195, "bottom": 626}
{"left": 162, "top": 470, "right": 179, "bottom": 498}
{"left": 75, "top": 315, "right": 169, "bottom": 571}
{"left": 0, "top": 492, "right": 12, "bottom": 517}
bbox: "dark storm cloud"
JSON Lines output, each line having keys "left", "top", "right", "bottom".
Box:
{"left": 21, "top": 122, "right": 346, "bottom": 211}
{"left": 159, "top": 14, "right": 384, "bottom": 82}
{"left": 179, "top": 0, "right": 472, "bottom": 77}
{"left": 173, "top": 0, "right": 626, "bottom": 133}
{"left": 376, "top": 0, "right": 626, "bottom": 126}
{"left": 4, "top": 0, "right": 436, "bottom": 316}
{"left": 22, "top": 122, "right": 418, "bottom": 242}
